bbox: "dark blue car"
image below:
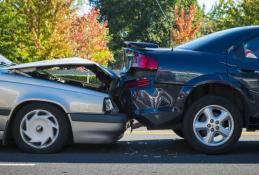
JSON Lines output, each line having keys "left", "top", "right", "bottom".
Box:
{"left": 118, "top": 26, "right": 259, "bottom": 154}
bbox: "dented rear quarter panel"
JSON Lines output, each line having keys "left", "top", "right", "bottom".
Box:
{"left": 125, "top": 48, "right": 229, "bottom": 128}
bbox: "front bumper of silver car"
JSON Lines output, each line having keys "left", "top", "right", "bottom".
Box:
{"left": 69, "top": 113, "right": 128, "bottom": 144}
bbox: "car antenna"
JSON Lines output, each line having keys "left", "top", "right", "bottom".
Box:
{"left": 154, "top": 0, "right": 173, "bottom": 49}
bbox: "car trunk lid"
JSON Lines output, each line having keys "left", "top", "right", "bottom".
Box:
{"left": 6, "top": 57, "right": 120, "bottom": 95}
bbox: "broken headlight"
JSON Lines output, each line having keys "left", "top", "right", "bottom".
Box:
{"left": 103, "top": 97, "right": 119, "bottom": 114}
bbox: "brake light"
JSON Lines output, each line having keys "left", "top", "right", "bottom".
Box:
{"left": 132, "top": 53, "right": 158, "bottom": 70}
{"left": 125, "top": 79, "right": 150, "bottom": 89}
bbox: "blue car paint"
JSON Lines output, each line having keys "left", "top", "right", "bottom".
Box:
{"left": 122, "top": 26, "right": 259, "bottom": 129}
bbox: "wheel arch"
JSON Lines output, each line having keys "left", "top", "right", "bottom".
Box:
{"left": 182, "top": 81, "right": 250, "bottom": 127}
{"left": 3, "top": 100, "right": 73, "bottom": 145}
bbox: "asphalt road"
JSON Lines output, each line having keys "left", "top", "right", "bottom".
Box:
{"left": 0, "top": 128, "right": 259, "bottom": 175}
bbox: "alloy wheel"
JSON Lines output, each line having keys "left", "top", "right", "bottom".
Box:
{"left": 193, "top": 105, "right": 234, "bottom": 146}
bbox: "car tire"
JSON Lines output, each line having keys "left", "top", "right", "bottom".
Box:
{"left": 183, "top": 95, "right": 242, "bottom": 154}
{"left": 173, "top": 129, "right": 184, "bottom": 138}
{"left": 12, "top": 103, "right": 69, "bottom": 153}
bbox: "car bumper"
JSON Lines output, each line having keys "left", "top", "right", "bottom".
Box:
{"left": 0, "top": 131, "right": 3, "bottom": 141}
{"left": 69, "top": 113, "right": 128, "bottom": 144}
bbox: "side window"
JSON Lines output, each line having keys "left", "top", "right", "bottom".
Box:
{"left": 235, "top": 37, "right": 259, "bottom": 59}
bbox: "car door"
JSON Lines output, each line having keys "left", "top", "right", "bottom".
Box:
{"left": 228, "top": 34, "right": 259, "bottom": 92}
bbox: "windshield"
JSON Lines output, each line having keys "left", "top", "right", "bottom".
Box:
{"left": 0, "top": 54, "right": 13, "bottom": 67}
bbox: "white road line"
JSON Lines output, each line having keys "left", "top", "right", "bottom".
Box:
{"left": 0, "top": 163, "right": 36, "bottom": 166}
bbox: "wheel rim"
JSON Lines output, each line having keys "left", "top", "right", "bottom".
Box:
{"left": 193, "top": 105, "right": 234, "bottom": 147}
{"left": 20, "top": 109, "right": 59, "bottom": 149}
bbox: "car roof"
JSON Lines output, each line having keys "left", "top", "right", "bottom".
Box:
{"left": 176, "top": 26, "right": 259, "bottom": 54}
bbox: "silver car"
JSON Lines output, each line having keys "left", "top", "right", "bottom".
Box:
{"left": 0, "top": 55, "right": 128, "bottom": 153}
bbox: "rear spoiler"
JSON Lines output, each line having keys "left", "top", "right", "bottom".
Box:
{"left": 124, "top": 41, "right": 159, "bottom": 49}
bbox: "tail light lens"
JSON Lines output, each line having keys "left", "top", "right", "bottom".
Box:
{"left": 103, "top": 98, "right": 119, "bottom": 114}
{"left": 132, "top": 53, "right": 158, "bottom": 70}
{"left": 125, "top": 78, "right": 150, "bottom": 89}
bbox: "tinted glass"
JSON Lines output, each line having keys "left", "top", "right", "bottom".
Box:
{"left": 244, "top": 37, "right": 259, "bottom": 59}
{"left": 234, "top": 37, "right": 259, "bottom": 59}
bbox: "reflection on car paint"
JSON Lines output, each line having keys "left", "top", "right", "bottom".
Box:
{"left": 131, "top": 88, "right": 173, "bottom": 110}
{"left": 156, "top": 70, "right": 202, "bottom": 84}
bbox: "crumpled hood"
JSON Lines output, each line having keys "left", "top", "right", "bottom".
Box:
{"left": 6, "top": 57, "right": 97, "bottom": 70}
{"left": 7, "top": 57, "right": 117, "bottom": 78}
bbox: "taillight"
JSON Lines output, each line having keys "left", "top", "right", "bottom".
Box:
{"left": 132, "top": 52, "right": 158, "bottom": 70}
{"left": 125, "top": 78, "right": 150, "bottom": 89}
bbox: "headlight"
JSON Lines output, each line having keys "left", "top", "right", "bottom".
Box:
{"left": 103, "top": 97, "right": 119, "bottom": 114}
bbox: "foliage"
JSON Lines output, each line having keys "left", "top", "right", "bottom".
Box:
{"left": 89, "top": 0, "right": 202, "bottom": 67}
{"left": 90, "top": 0, "right": 175, "bottom": 50}
{"left": 207, "top": 0, "right": 259, "bottom": 33}
{"left": 0, "top": 0, "right": 113, "bottom": 65}
{"left": 70, "top": 8, "right": 113, "bottom": 66}
{"left": 25, "top": 0, "right": 75, "bottom": 62}
{"left": 0, "top": 1, "right": 30, "bottom": 63}
{"left": 172, "top": 4, "right": 203, "bottom": 45}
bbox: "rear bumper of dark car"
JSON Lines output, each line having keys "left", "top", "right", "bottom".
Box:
{"left": 69, "top": 113, "right": 128, "bottom": 144}
{"left": 121, "top": 84, "right": 184, "bottom": 128}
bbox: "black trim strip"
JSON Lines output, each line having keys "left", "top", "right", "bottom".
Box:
{"left": 70, "top": 113, "right": 128, "bottom": 123}
{"left": 0, "top": 108, "right": 11, "bottom": 116}
{"left": 155, "top": 81, "right": 185, "bottom": 86}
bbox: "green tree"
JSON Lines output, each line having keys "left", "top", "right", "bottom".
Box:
{"left": 0, "top": 0, "right": 75, "bottom": 63}
{"left": 90, "top": 0, "right": 175, "bottom": 50}
{"left": 207, "top": 0, "right": 259, "bottom": 33}
{"left": 70, "top": 8, "right": 113, "bottom": 66}
{"left": 0, "top": 0, "right": 113, "bottom": 65}
{"left": 0, "top": 1, "right": 30, "bottom": 63}
{"left": 89, "top": 0, "right": 203, "bottom": 67}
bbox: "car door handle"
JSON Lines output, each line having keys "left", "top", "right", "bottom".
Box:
{"left": 240, "top": 68, "right": 255, "bottom": 73}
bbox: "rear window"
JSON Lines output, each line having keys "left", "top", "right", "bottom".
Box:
{"left": 47, "top": 67, "right": 101, "bottom": 87}
{"left": 31, "top": 66, "right": 103, "bottom": 90}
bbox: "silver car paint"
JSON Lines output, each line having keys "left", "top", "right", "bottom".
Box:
{"left": 0, "top": 71, "right": 108, "bottom": 114}
{"left": 7, "top": 57, "right": 115, "bottom": 78}
{"left": 71, "top": 121, "right": 125, "bottom": 143}
{"left": 0, "top": 58, "right": 126, "bottom": 144}
{"left": 7, "top": 57, "right": 96, "bottom": 69}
